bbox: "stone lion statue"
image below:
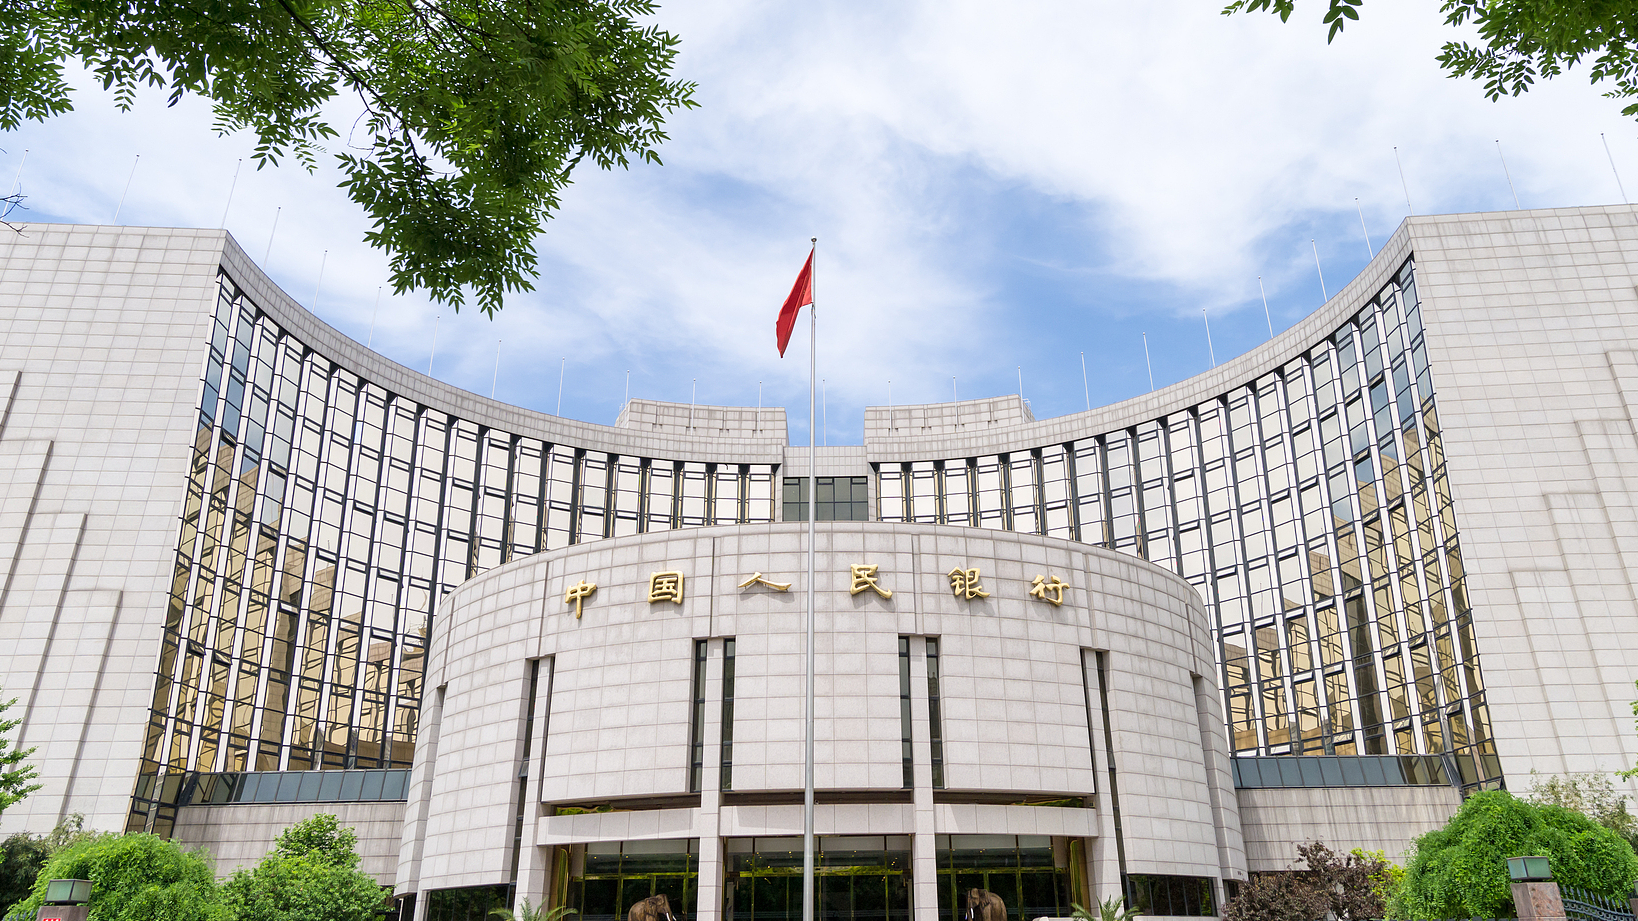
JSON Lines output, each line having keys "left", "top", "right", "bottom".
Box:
{"left": 965, "top": 888, "right": 1006, "bottom": 921}
{"left": 628, "top": 894, "right": 677, "bottom": 921}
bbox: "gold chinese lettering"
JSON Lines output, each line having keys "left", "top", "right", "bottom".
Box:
{"left": 947, "top": 567, "right": 990, "bottom": 600}
{"left": 737, "top": 572, "right": 792, "bottom": 592}
{"left": 649, "top": 571, "right": 685, "bottom": 604}
{"left": 849, "top": 564, "right": 892, "bottom": 599}
{"left": 1029, "top": 574, "right": 1068, "bottom": 606}
{"left": 564, "top": 580, "right": 597, "bottom": 618}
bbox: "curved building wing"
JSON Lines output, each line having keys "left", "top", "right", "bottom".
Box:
{"left": 3, "top": 205, "right": 1638, "bottom": 918}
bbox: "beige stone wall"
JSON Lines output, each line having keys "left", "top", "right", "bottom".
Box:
{"left": 0, "top": 226, "right": 223, "bottom": 836}
{"left": 172, "top": 800, "right": 407, "bottom": 883}
{"left": 400, "top": 522, "right": 1246, "bottom": 917}
{"left": 1236, "top": 784, "right": 1461, "bottom": 869}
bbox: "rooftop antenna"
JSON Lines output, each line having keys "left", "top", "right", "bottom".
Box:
{"left": 886, "top": 379, "right": 892, "bottom": 433}
{"left": 687, "top": 378, "right": 696, "bottom": 430}
{"left": 1080, "top": 351, "right": 1090, "bottom": 411}
{"left": 112, "top": 154, "right": 140, "bottom": 224}
{"left": 556, "top": 358, "right": 565, "bottom": 416}
{"left": 367, "top": 286, "right": 381, "bottom": 348}
{"left": 1311, "top": 239, "right": 1328, "bottom": 301}
{"left": 1017, "top": 366, "right": 1024, "bottom": 406}
{"left": 952, "top": 377, "right": 957, "bottom": 402}
{"left": 3, "top": 149, "right": 26, "bottom": 219}
{"left": 1602, "top": 133, "right": 1629, "bottom": 204}
{"left": 1394, "top": 147, "right": 1414, "bottom": 215}
{"left": 428, "top": 316, "right": 440, "bottom": 376}
{"left": 264, "top": 206, "right": 281, "bottom": 265}
{"left": 1355, "top": 198, "right": 1373, "bottom": 257}
{"left": 1258, "top": 276, "right": 1273, "bottom": 339}
{"left": 312, "top": 250, "right": 328, "bottom": 310}
{"left": 1202, "top": 309, "right": 1216, "bottom": 369}
{"left": 219, "top": 158, "right": 242, "bottom": 229}
{"left": 755, "top": 380, "right": 761, "bottom": 433}
{"left": 1142, "top": 332, "right": 1155, "bottom": 392}
{"left": 1496, "top": 140, "right": 1521, "bottom": 209}
{"left": 7, "top": 148, "right": 26, "bottom": 196}
{"left": 626, "top": 371, "right": 633, "bottom": 408}
{"left": 490, "top": 339, "right": 501, "bottom": 398}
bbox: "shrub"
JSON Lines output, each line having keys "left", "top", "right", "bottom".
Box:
{"left": 7, "top": 832, "right": 227, "bottom": 921}
{"left": 1222, "top": 842, "right": 1388, "bottom": 921}
{"left": 222, "top": 814, "right": 386, "bottom": 921}
{"left": 0, "top": 815, "right": 96, "bottom": 915}
{"left": 1392, "top": 789, "right": 1638, "bottom": 918}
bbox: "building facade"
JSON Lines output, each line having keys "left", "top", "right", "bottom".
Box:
{"left": 0, "top": 205, "right": 1636, "bottom": 919}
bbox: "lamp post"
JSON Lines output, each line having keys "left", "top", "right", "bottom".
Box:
{"left": 1506, "top": 856, "right": 1566, "bottom": 921}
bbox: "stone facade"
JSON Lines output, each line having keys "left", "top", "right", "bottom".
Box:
{"left": 3, "top": 206, "right": 1638, "bottom": 917}
{"left": 399, "top": 522, "right": 1243, "bottom": 918}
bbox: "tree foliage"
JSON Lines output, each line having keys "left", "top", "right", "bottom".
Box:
{"left": 8, "top": 832, "right": 228, "bottom": 921}
{"left": 1222, "top": 841, "right": 1389, "bottom": 921}
{"left": 1222, "top": 0, "right": 1638, "bottom": 122}
{"left": 0, "top": 814, "right": 96, "bottom": 915}
{"left": 0, "top": 0, "right": 696, "bottom": 315}
{"left": 222, "top": 813, "right": 386, "bottom": 921}
{"left": 1526, "top": 771, "right": 1638, "bottom": 852}
{"left": 1221, "top": 871, "right": 1329, "bottom": 921}
{"left": 0, "top": 690, "right": 41, "bottom": 819}
{"left": 270, "top": 812, "right": 361, "bottom": 869}
{"left": 1392, "top": 789, "right": 1638, "bottom": 919}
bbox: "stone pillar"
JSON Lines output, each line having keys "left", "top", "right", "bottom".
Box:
{"left": 1510, "top": 881, "right": 1566, "bottom": 921}
{"left": 697, "top": 638, "right": 727, "bottom": 921}
{"left": 908, "top": 637, "right": 941, "bottom": 921}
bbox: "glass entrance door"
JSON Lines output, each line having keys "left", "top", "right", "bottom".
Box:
{"left": 725, "top": 836, "right": 912, "bottom": 921}
{"left": 567, "top": 839, "right": 699, "bottom": 921}
{"left": 934, "top": 835, "right": 1069, "bottom": 921}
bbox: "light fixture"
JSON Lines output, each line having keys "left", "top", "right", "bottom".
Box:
{"left": 44, "top": 879, "right": 92, "bottom": 905}
{"left": 1506, "top": 856, "right": 1552, "bottom": 882}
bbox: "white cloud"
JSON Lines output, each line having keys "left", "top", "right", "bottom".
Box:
{"left": 4, "top": 0, "right": 1635, "bottom": 433}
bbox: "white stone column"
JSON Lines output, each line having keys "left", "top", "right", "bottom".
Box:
{"left": 1082, "top": 651, "right": 1122, "bottom": 903}
{"left": 908, "top": 637, "right": 940, "bottom": 921}
{"left": 697, "top": 637, "right": 726, "bottom": 921}
{"left": 517, "top": 655, "right": 556, "bottom": 910}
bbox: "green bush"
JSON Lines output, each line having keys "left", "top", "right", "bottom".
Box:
{"left": 8, "top": 833, "right": 227, "bottom": 921}
{"left": 1392, "top": 789, "right": 1638, "bottom": 918}
{"left": 0, "top": 815, "right": 97, "bottom": 915}
{"left": 222, "top": 814, "right": 386, "bottom": 921}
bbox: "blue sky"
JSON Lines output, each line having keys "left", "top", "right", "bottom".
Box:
{"left": 4, "top": 1, "right": 1635, "bottom": 444}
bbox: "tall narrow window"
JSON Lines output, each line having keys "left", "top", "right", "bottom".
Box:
{"left": 926, "top": 638, "right": 945, "bottom": 789}
{"left": 720, "top": 638, "right": 736, "bottom": 791}
{"left": 688, "top": 640, "right": 707, "bottom": 793}
{"left": 898, "top": 637, "right": 913, "bottom": 788}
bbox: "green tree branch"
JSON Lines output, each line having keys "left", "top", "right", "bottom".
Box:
{"left": 0, "top": 0, "right": 696, "bottom": 315}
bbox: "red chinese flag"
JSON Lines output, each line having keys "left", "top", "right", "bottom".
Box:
{"left": 775, "top": 250, "right": 814, "bottom": 357}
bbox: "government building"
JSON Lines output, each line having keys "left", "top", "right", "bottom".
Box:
{"left": 1, "top": 205, "right": 1636, "bottom": 920}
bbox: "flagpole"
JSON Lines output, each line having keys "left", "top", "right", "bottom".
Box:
{"left": 803, "top": 236, "right": 817, "bottom": 921}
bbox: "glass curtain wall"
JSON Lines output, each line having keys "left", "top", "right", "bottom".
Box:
{"left": 568, "top": 839, "right": 700, "bottom": 921}
{"left": 131, "top": 273, "right": 777, "bottom": 833}
{"left": 932, "top": 835, "right": 1070, "bottom": 921}
{"left": 725, "top": 836, "right": 912, "bottom": 921}
{"left": 876, "top": 261, "right": 1499, "bottom": 788}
